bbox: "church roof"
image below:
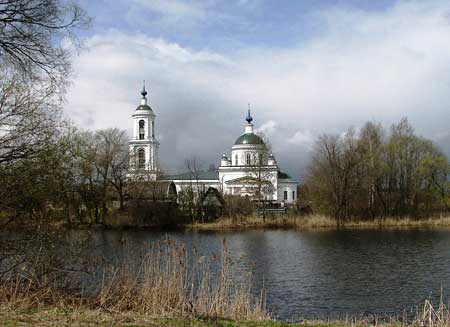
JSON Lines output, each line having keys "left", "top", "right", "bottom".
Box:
{"left": 277, "top": 171, "right": 293, "bottom": 180}
{"left": 225, "top": 176, "right": 272, "bottom": 185}
{"left": 136, "top": 104, "right": 153, "bottom": 111}
{"left": 234, "top": 133, "right": 265, "bottom": 145}
{"left": 161, "top": 170, "right": 219, "bottom": 181}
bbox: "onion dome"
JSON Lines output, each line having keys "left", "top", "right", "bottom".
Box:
{"left": 141, "top": 84, "right": 147, "bottom": 97}
{"left": 246, "top": 108, "right": 253, "bottom": 123}
{"left": 234, "top": 133, "right": 265, "bottom": 145}
{"left": 234, "top": 108, "right": 265, "bottom": 145}
{"left": 136, "top": 82, "right": 153, "bottom": 111}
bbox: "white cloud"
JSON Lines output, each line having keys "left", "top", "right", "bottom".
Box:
{"left": 66, "top": 0, "right": 450, "bottom": 177}
{"left": 256, "top": 120, "right": 276, "bottom": 135}
{"left": 288, "top": 131, "right": 314, "bottom": 147}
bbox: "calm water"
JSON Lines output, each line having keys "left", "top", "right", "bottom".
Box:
{"left": 7, "top": 228, "right": 450, "bottom": 320}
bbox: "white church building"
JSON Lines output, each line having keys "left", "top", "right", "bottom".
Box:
{"left": 128, "top": 86, "right": 297, "bottom": 204}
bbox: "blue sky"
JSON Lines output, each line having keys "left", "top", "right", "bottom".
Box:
{"left": 79, "top": 0, "right": 395, "bottom": 51}
{"left": 66, "top": 0, "right": 450, "bottom": 177}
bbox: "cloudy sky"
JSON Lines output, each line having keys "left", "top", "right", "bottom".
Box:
{"left": 67, "top": 0, "right": 450, "bottom": 179}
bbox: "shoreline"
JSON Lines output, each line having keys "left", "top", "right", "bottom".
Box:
{"left": 0, "top": 305, "right": 440, "bottom": 326}
{"left": 3, "top": 214, "right": 450, "bottom": 232}
{"left": 186, "top": 214, "right": 450, "bottom": 232}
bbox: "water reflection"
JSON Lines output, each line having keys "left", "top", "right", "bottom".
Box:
{"left": 7, "top": 228, "right": 450, "bottom": 320}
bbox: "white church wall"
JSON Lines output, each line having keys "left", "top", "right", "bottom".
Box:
{"left": 277, "top": 181, "right": 298, "bottom": 204}
{"left": 218, "top": 167, "right": 278, "bottom": 200}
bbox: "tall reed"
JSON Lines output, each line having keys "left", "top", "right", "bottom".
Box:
{"left": 0, "top": 238, "right": 268, "bottom": 321}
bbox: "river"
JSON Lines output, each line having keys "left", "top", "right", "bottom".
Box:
{"left": 5, "top": 228, "right": 450, "bottom": 320}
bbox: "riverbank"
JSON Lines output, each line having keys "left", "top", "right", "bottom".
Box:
{"left": 188, "top": 214, "right": 450, "bottom": 231}
{"left": 3, "top": 211, "right": 450, "bottom": 232}
{"left": 0, "top": 308, "right": 301, "bottom": 326}
{"left": 0, "top": 304, "right": 446, "bottom": 326}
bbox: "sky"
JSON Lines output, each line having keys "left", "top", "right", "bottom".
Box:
{"left": 66, "top": 0, "right": 450, "bottom": 179}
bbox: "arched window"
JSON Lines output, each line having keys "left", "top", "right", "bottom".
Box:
{"left": 235, "top": 154, "right": 238, "bottom": 166}
{"left": 246, "top": 153, "right": 251, "bottom": 166}
{"left": 152, "top": 121, "right": 155, "bottom": 138}
{"left": 139, "top": 120, "right": 145, "bottom": 140}
{"left": 138, "top": 148, "right": 145, "bottom": 169}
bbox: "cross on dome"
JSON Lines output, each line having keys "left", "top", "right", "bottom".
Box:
{"left": 246, "top": 103, "right": 253, "bottom": 123}
{"left": 141, "top": 80, "right": 148, "bottom": 98}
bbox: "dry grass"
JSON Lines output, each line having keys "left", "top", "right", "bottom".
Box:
{"left": 0, "top": 239, "right": 268, "bottom": 322}
{"left": 189, "top": 215, "right": 450, "bottom": 231}
{"left": 0, "top": 308, "right": 287, "bottom": 327}
{"left": 2, "top": 297, "right": 450, "bottom": 327}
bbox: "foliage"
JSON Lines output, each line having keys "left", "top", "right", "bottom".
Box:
{"left": 303, "top": 119, "right": 450, "bottom": 222}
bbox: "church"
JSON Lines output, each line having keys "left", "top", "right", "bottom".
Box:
{"left": 127, "top": 86, "right": 297, "bottom": 205}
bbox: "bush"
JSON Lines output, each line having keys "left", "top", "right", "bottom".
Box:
{"left": 223, "top": 195, "right": 255, "bottom": 221}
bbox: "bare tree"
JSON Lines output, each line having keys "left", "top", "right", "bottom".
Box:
{"left": 0, "top": 0, "right": 89, "bottom": 168}
{"left": 179, "top": 157, "right": 205, "bottom": 223}
{"left": 0, "top": 73, "right": 61, "bottom": 164}
{"left": 0, "top": 0, "right": 89, "bottom": 85}
{"left": 109, "top": 132, "right": 129, "bottom": 211}
{"left": 244, "top": 133, "right": 276, "bottom": 220}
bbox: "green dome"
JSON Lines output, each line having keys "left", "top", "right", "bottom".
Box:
{"left": 136, "top": 104, "right": 153, "bottom": 111}
{"left": 234, "top": 133, "right": 265, "bottom": 145}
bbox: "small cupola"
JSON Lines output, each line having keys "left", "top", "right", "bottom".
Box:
{"left": 221, "top": 153, "right": 230, "bottom": 167}
{"left": 268, "top": 153, "right": 277, "bottom": 166}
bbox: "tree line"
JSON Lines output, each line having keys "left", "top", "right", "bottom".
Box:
{"left": 0, "top": 0, "right": 133, "bottom": 226}
{"left": 303, "top": 119, "right": 450, "bottom": 222}
{"left": 1, "top": 0, "right": 449, "bottom": 229}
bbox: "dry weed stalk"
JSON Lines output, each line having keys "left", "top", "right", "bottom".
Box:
{"left": 412, "top": 290, "right": 450, "bottom": 327}
{"left": 0, "top": 238, "right": 269, "bottom": 321}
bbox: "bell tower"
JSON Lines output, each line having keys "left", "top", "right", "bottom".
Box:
{"left": 127, "top": 82, "right": 159, "bottom": 181}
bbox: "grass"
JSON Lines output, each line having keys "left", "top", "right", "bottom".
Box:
{"left": 1, "top": 302, "right": 450, "bottom": 326}
{"left": 189, "top": 215, "right": 450, "bottom": 231}
{"left": 0, "top": 307, "right": 339, "bottom": 326}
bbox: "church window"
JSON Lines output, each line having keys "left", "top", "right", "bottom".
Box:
{"left": 139, "top": 120, "right": 145, "bottom": 140}
{"left": 138, "top": 148, "right": 145, "bottom": 169}
{"left": 246, "top": 153, "right": 251, "bottom": 165}
{"left": 152, "top": 121, "right": 155, "bottom": 138}
{"left": 235, "top": 154, "right": 238, "bottom": 166}
{"left": 292, "top": 191, "right": 295, "bottom": 200}
{"left": 283, "top": 191, "right": 288, "bottom": 201}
